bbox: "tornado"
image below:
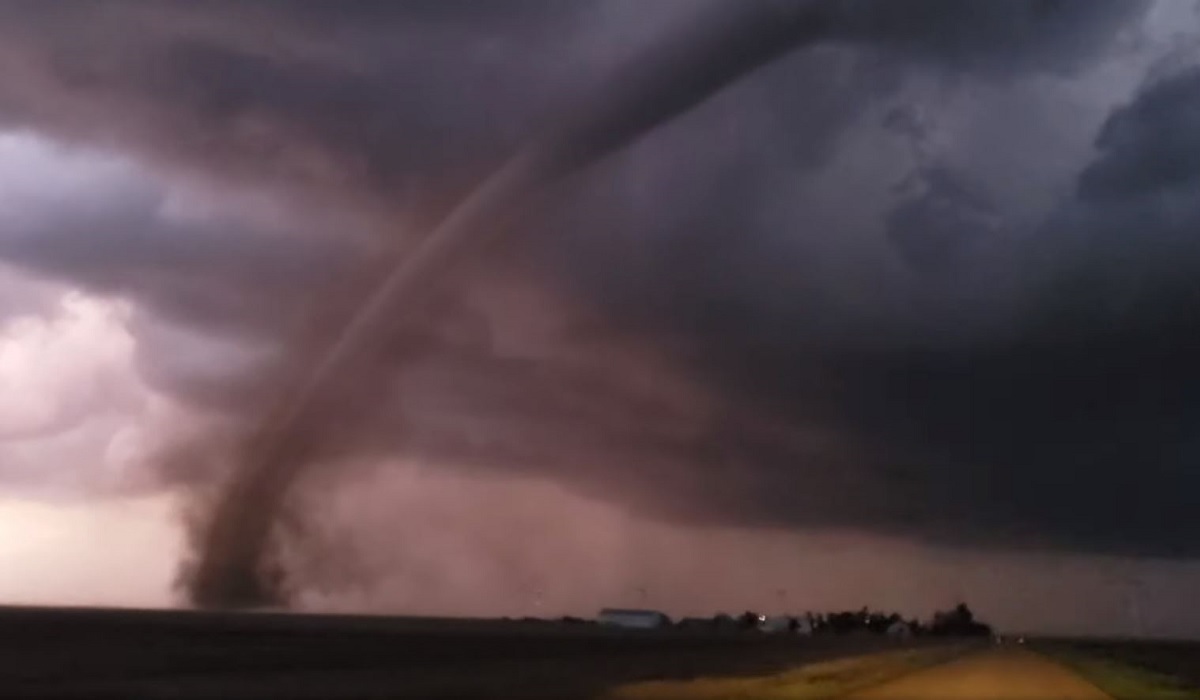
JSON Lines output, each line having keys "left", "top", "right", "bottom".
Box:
{"left": 188, "top": 0, "right": 838, "bottom": 608}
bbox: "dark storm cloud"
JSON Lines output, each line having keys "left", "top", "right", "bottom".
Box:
{"left": 775, "top": 62, "right": 1200, "bottom": 557}
{"left": 0, "top": 0, "right": 592, "bottom": 217}
{"left": 832, "top": 0, "right": 1148, "bottom": 76}
{"left": 0, "top": 189, "right": 363, "bottom": 342}
{"left": 885, "top": 165, "right": 1002, "bottom": 274}
{"left": 1079, "top": 67, "right": 1200, "bottom": 200}
{"left": 1039, "top": 64, "right": 1200, "bottom": 334}
{"left": 5, "top": 0, "right": 1198, "bottom": 578}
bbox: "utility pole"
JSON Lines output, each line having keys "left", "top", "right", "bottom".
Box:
{"left": 1124, "top": 574, "right": 1145, "bottom": 638}
{"left": 1103, "top": 569, "right": 1146, "bottom": 638}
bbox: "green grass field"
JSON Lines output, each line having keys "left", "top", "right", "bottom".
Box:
{"left": 1043, "top": 647, "right": 1200, "bottom": 700}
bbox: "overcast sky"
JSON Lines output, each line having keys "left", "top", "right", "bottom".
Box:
{"left": 1, "top": 0, "right": 1200, "bottom": 636}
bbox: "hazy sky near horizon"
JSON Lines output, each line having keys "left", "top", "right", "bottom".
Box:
{"left": 2, "top": 0, "right": 1200, "bottom": 636}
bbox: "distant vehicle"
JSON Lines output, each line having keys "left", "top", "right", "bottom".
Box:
{"left": 993, "top": 634, "right": 1026, "bottom": 645}
{"left": 597, "top": 608, "right": 672, "bottom": 629}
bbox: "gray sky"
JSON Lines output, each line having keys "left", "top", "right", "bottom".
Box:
{"left": 1, "top": 0, "right": 1199, "bottom": 635}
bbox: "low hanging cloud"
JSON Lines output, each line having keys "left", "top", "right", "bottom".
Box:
{"left": 2, "top": 0, "right": 1200, "bottom": 606}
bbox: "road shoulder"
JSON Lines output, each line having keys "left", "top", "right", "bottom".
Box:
{"left": 604, "top": 644, "right": 973, "bottom": 699}
{"left": 846, "top": 648, "right": 1111, "bottom": 699}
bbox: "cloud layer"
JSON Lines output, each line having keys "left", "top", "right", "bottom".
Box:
{"left": 1, "top": 0, "right": 1199, "bottom": 604}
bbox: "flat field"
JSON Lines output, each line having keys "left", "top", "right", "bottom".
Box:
{"left": 0, "top": 606, "right": 935, "bottom": 699}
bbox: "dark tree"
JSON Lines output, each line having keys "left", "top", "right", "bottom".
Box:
{"left": 930, "top": 602, "right": 992, "bottom": 637}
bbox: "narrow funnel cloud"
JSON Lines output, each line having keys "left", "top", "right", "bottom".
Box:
{"left": 188, "top": 0, "right": 835, "bottom": 607}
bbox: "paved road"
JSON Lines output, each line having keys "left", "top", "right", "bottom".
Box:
{"left": 849, "top": 649, "right": 1109, "bottom": 700}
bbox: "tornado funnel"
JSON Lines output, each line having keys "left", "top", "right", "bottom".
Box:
{"left": 188, "top": 0, "right": 835, "bottom": 608}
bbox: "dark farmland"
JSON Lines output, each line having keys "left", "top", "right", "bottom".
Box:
{"left": 0, "top": 606, "right": 937, "bottom": 699}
